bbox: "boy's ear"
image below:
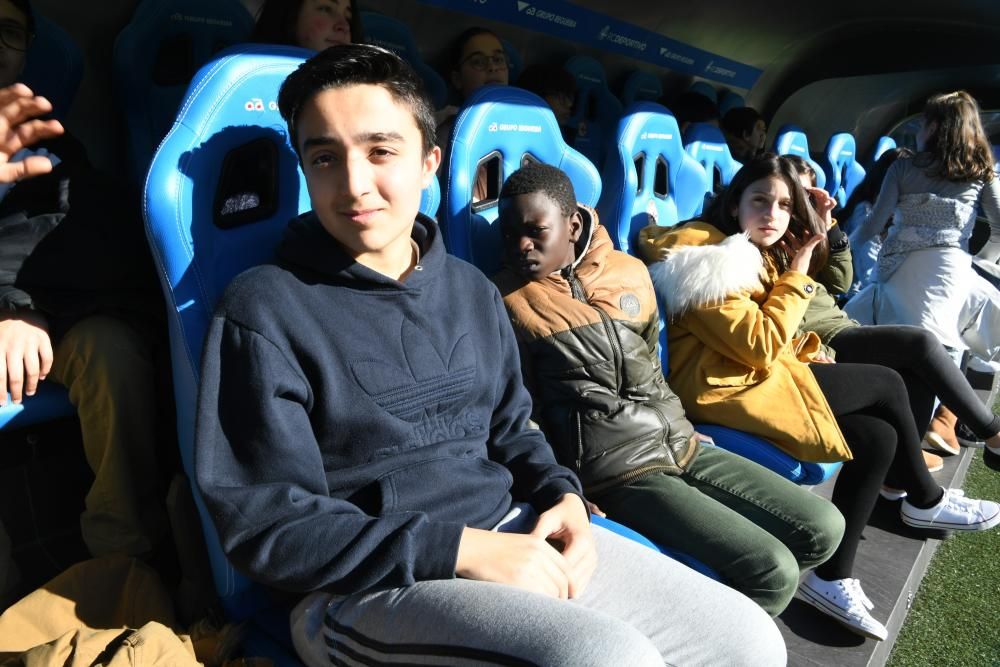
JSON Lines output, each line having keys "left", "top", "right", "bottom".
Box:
{"left": 568, "top": 210, "right": 583, "bottom": 242}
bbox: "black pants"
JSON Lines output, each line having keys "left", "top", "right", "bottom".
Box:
{"left": 810, "top": 361, "right": 941, "bottom": 580}
{"left": 829, "top": 324, "right": 1000, "bottom": 438}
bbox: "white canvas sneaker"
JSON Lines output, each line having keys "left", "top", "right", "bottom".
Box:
{"left": 900, "top": 487, "right": 1000, "bottom": 531}
{"left": 798, "top": 572, "right": 888, "bottom": 641}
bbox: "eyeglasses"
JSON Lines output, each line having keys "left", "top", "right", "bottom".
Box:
{"left": 461, "top": 53, "right": 509, "bottom": 72}
{"left": 0, "top": 24, "right": 29, "bottom": 52}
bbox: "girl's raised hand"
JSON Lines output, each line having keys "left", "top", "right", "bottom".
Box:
{"left": 781, "top": 229, "right": 827, "bottom": 275}
{"left": 806, "top": 186, "right": 836, "bottom": 225}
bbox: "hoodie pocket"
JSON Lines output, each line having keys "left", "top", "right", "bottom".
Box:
{"left": 377, "top": 456, "right": 513, "bottom": 518}
{"left": 703, "top": 362, "right": 769, "bottom": 387}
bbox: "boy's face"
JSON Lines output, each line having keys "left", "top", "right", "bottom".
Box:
{"left": 296, "top": 84, "right": 440, "bottom": 274}
{"left": 0, "top": 0, "right": 29, "bottom": 88}
{"left": 499, "top": 191, "right": 581, "bottom": 281}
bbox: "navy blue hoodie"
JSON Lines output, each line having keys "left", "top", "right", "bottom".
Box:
{"left": 195, "top": 212, "right": 581, "bottom": 595}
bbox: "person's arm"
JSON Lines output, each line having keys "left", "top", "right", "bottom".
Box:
{"left": 195, "top": 315, "right": 466, "bottom": 595}
{"left": 975, "top": 174, "right": 1000, "bottom": 262}
{"left": 851, "top": 161, "right": 901, "bottom": 249}
{"left": 0, "top": 310, "right": 52, "bottom": 406}
{"left": 816, "top": 221, "right": 853, "bottom": 294}
{"left": 0, "top": 84, "right": 64, "bottom": 184}
{"left": 485, "top": 288, "right": 583, "bottom": 513}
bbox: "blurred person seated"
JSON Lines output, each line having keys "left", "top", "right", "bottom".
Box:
{"left": 516, "top": 62, "right": 577, "bottom": 143}
{"left": 251, "top": 0, "right": 362, "bottom": 51}
{"left": 721, "top": 106, "right": 766, "bottom": 164}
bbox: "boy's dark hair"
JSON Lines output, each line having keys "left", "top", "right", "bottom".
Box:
{"left": 252, "top": 0, "right": 364, "bottom": 48}
{"left": 278, "top": 44, "right": 436, "bottom": 157}
{"left": 516, "top": 63, "right": 575, "bottom": 100}
{"left": 8, "top": 0, "right": 34, "bottom": 35}
{"left": 667, "top": 90, "right": 719, "bottom": 126}
{"left": 721, "top": 107, "right": 763, "bottom": 139}
{"left": 500, "top": 163, "right": 576, "bottom": 217}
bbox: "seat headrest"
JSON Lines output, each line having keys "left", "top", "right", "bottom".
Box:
{"left": 683, "top": 122, "right": 742, "bottom": 189}
{"left": 443, "top": 84, "right": 600, "bottom": 275}
{"left": 598, "top": 102, "right": 710, "bottom": 255}
{"left": 868, "top": 135, "right": 897, "bottom": 169}
{"left": 114, "top": 0, "right": 256, "bottom": 181}
{"left": 773, "top": 124, "right": 826, "bottom": 189}
{"left": 823, "top": 132, "right": 866, "bottom": 208}
{"left": 21, "top": 12, "right": 82, "bottom": 120}
{"left": 622, "top": 71, "right": 663, "bottom": 106}
{"left": 564, "top": 55, "right": 623, "bottom": 169}
{"left": 718, "top": 91, "right": 745, "bottom": 118}
{"left": 687, "top": 81, "right": 718, "bottom": 103}
{"left": 501, "top": 39, "right": 523, "bottom": 83}
{"left": 360, "top": 12, "right": 447, "bottom": 109}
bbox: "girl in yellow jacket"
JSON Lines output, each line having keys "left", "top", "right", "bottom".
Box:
{"left": 640, "top": 153, "right": 1000, "bottom": 641}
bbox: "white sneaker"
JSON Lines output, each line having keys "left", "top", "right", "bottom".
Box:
{"left": 879, "top": 486, "right": 907, "bottom": 501}
{"left": 798, "top": 572, "right": 888, "bottom": 641}
{"left": 900, "top": 488, "right": 1000, "bottom": 531}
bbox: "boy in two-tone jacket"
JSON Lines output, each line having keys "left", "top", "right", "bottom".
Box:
{"left": 494, "top": 163, "right": 845, "bottom": 616}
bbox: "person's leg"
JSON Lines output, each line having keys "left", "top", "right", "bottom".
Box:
{"left": 46, "top": 316, "right": 166, "bottom": 557}
{"left": 291, "top": 525, "right": 786, "bottom": 667}
{"left": 596, "top": 447, "right": 844, "bottom": 616}
{"left": 830, "top": 325, "right": 1000, "bottom": 440}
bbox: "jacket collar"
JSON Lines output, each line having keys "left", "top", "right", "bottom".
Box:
{"left": 277, "top": 212, "right": 442, "bottom": 289}
{"left": 649, "top": 221, "right": 764, "bottom": 319}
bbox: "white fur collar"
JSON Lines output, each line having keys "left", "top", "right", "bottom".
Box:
{"left": 649, "top": 232, "right": 763, "bottom": 319}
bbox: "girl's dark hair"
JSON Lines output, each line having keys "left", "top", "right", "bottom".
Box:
{"left": 278, "top": 44, "right": 435, "bottom": 157}
{"left": 8, "top": 0, "right": 35, "bottom": 35}
{"left": 782, "top": 154, "right": 816, "bottom": 186}
{"left": 252, "top": 0, "right": 364, "bottom": 48}
{"left": 705, "top": 153, "right": 829, "bottom": 275}
{"left": 841, "top": 147, "right": 913, "bottom": 220}
{"left": 920, "top": 91, "right": 995, "bottom": 183}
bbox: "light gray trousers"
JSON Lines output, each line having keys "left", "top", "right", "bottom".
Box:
{"left": 291, "top": 522, "right": 787, "bottom": 667}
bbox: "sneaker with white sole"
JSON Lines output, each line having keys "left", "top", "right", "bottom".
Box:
{"left": 798, "top": 572, "right": 888, "bottom": 641}
{"left": 900, "top": 487, "right": 1000, "bottom": 531}
{"left": 956, "top": 422, "right": 986, "bottom": 449}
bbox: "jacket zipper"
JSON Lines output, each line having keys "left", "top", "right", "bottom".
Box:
{"left": 564, "top": 267, "right": 624, "bottom": 392}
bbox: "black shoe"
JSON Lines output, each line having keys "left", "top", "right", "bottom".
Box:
{"left": 956, "top": 421, "right": 986, "bottom": 448}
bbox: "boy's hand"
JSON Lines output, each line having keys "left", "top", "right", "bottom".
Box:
{"left": 531, "top": 493, "right": 597, "bottom": 597}
{"left": 0, "top": 84, "right": 64, "bottom": 184}
{"left": 455, "top": 527, "right": 574, "bottom": 599}
{"left": 0, "top": 312, "right": 53, "bottom": 406}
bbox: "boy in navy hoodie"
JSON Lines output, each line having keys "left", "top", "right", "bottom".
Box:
{"left": 195, "top": 44, "right": 785, "bottom": 667}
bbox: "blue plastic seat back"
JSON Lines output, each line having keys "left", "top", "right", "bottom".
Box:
{"left": 501, "top": 39, "right": 522, "bottom": 84}
{"left": 868, "top": 135, "right": 897, "bottom": 170}
{"left": 113, "top": 0, "right": 255, "bottom": 182}
{"left": 21, "top": 12, "right": 82, "bottom": 120}
{"left": 773, "top": 124, "right": 826, "bottom": 189}
{"left": 142, "top": 44, "right": 437, "bottom": 621}
{"left": 683, "top": 122, "right": 743, "bottom": 190}
{"left": 717, "top": 91, "right": 745, "bottom": 119}
{"left": 0, "top": 384, "right": 75, "bottom": 431}
{"left": 823, "top": 133, "right": 866, "bottom": 208}
{"left": 564, "top": 56, "right": 623, "bottom": 170}
{"left": 621, "top": 70, "right": 662, "bottom": 106}
{"left": 597, "top": 102, "right": 710, "bottom": 256}
{"left": 443, "top": 85, "right": 600, "bottom": 275}
{"left": 360, "top": 12, "right": 447, "bottom": 110}
{"left": 687, "top": 81, "right": 718, "bottom": 104}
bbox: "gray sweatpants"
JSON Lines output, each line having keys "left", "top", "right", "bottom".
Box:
{"left": 290, "top": 523, "right": 786, "bottom": 666}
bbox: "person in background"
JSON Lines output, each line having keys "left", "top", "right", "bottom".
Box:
{"left": 516, "top": 62, "right": 576, "bottom": 143}
{"left": 667, "top": 89, "right": 719, "bottom": 134}
{"left": 251, "top": 0, "right": 363, "bottom": 51}
{"left": 722, "top": 106, "right": 767, "bottom": 164}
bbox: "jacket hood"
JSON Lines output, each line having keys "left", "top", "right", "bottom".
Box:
{"left": 277, "top": 212, "right": 442, "bottom": 288}
{"left": 649, "top": 222, "right": 764, "bottom": 319}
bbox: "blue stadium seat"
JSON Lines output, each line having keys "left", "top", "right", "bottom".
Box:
{"left": 564, "top": 55, "right": 623, "bottom": 170}
{"left": 621, "top": 70, "right": 662, "bottom": 106}
{"left": 717, "top": 91, "right": 745, "bottom": 118}
{"left": 143, "top": 45, "right": 436, "bottom": 661}
{"left": 21, "top": 12, "right": 82, "bottom": 120}
{"left": 0, "top": 384, "right": 75, "bottom": 431}
{"left": 687, "top": 81, "right": 718, "bottom": 104}
{"left": 361, "top": 12, "right": 447, "bottom": 110}
{"left": 442, "top": 84, "right": 600, "bottom": 274}
{"left": 683, "top": 122, "right": 743, "bottom": 190}
{"left": 822, "top": 132, "right": 866, "bottom": 208}
{"left": 597, "top": 102, "right": 710, "bottom": 255}
{"left": 773, "top": 124, "right": 826, "bottom": 189}
{"left": 113, "top": 0, "right": 255, "bottom": 182}
{"left": 867, "top": 135, "right": 897, "bottom": 170}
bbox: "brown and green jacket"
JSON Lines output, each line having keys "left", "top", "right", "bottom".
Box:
{"left": 494, "top": 205, "right": 698, "bottom": 496}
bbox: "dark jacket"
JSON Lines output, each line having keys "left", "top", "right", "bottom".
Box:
{"left": 0, "top": 133, "right": 162, "bottom": 340}
{"left": 797, "top": 221, "right": 858, "bottom": 356}
{"left": 195, "top": 213, "right": 582, "bottom": 595}
{"left": 495, "top": 206, "right": 697, "bottom": 496}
